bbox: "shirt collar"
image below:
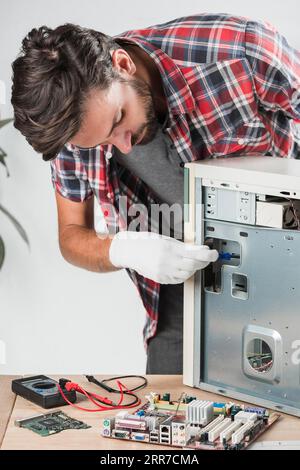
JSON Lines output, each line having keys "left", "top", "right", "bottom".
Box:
{"left": 114, "top": 36, "right": 196, "bottom": 116}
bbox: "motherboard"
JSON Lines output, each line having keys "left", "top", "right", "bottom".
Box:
{"left": 101, "top": 392, "right": 280, "bottom": 450}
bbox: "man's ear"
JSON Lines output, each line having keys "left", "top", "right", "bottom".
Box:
{"left": 111, "top": 49, "right": 136, "bottom": 77}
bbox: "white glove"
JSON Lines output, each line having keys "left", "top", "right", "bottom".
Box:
{"left": 109, "top": 231, "right": 219, "bottom": 284}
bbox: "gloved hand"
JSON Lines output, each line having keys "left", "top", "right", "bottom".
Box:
{"left": 109, "top": 231, "right": 218, "bottom": 284}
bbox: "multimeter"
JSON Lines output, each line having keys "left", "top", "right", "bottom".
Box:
{"left": 11, "top": 375, "right": 77, "bottom": 408}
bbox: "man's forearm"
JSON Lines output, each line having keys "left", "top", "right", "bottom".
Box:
{"left": 59, "top": 225, "right": 119, "bottom": 273}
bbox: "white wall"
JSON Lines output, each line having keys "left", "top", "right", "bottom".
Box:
{"left": 0, "top": 0, "right": 299, "bottom": 374}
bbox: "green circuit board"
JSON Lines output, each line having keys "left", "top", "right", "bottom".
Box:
{"left": 15, "top": 410, "right": 90, "bottom": 436}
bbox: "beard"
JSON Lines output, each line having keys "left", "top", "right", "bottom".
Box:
{"left": 123, "top": 76, "right": 160, "bottom": 146}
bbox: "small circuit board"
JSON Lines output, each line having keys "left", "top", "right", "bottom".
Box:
{"left": 101, "top": 392, "right": 280, "bottom": 450}
{"left": 15, "top": 410, "right": 91, "bottom": 437}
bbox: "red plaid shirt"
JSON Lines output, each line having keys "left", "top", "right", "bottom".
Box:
{"left": 50, "top": 13, "right": 300, "bottom": 348}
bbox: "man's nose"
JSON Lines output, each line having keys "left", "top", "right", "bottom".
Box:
{"left": 112, "top": 130, "right": 133, "bottom": 154}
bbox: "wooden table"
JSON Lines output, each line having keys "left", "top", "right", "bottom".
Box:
{"left": 0, "top": 375, "right": 18, "bottom": 448}
{"left": 1, "top": 375, "right": 300, "bottom": 450}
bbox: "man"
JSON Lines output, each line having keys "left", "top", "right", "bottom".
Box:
{"left": 11, "top": 13, "right": 300, "bottom": 374}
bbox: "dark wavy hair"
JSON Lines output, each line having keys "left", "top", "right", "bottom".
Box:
{"left": 11, "top": 24, "right": 120, "bottom": 161}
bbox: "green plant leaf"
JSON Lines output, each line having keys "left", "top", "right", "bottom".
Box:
{"left": 0, "top": 118, "right": 13, "bottom": 129}
{"left": 0, "top": 118, "right": 12, "bottom": 176}
{"left": 0, "top": 118, "right": 29, "bottom": 271}
{"left": 0, "top": 146, "right": 9, "bottom": 176}
{"left": 0, "top": 204, "right": 30, "bottom": 247}
{"left": 0, "top": 236, "right": 5, "bottom": 270}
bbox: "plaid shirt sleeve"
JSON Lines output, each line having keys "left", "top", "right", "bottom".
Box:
{"left": 50, "top": 145, "right": 93, "bottom": 202}
{"left": 245, "top": 20, "right": 300, "bottom": 120}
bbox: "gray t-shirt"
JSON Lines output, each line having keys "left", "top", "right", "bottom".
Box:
{"left": 113, "top": 124, "right": 184, "bottom": 239}
{"left": 114, "top": 123, "right": 185, "bottom": 355}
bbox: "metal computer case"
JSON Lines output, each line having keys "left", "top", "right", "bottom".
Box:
{"left": 183, "top": 156, "right": 300, "bottom": 417}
